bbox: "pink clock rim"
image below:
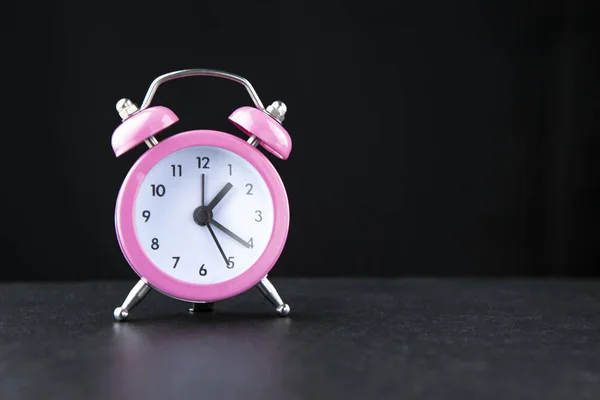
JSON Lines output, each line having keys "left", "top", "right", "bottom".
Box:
{"left": 115, "top": 130, "right": 290, "bottom": 302}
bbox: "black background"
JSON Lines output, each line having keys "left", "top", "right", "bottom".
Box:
{"left": 3, "top": 0, "right": 599, "bottom": 281}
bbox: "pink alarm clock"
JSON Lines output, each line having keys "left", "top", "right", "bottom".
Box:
{"left": 110, "top": 69, "right": 292, "bottom": 321}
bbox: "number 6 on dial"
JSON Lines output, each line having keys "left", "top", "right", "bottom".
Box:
{"left": 110, "top": 69, "right": 293, "bottom": 321}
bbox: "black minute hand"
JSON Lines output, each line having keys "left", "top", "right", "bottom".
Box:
{"left": 201, "top": 173, "right": 205, "bottom": 206}
{"left": 207, "top": 182, "right": 233, "bottom": 211}
{"left": 211, "top": 219, "right": 251, "bottom": 249}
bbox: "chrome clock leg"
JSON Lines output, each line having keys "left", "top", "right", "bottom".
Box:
{"left": 189, "top": 302, "right": 215, "bottom": 313}
{"left": 256, "top": 277, "right": 290, "bottom": 317}
{"left": 113, "top": 279, "right": 151, "bottom": 321}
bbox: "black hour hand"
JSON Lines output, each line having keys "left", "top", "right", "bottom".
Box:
{"left": 208, "top": 183, "right": 233, "bottom": 211}
{"left": 211, "top": 219, "right": 252, "bottom": 249}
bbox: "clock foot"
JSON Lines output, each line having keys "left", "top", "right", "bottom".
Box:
{"left": 113, "top": 279, "right": 151, "bottom": 321}
{"left": 256, "top": 277, "right": 290, "bottom": 317}
{"left": 189, "top": 302, "right": 215, "bottom": 313}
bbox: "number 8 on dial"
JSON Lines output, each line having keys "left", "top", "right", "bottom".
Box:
{"left": 110, "top": 70, "right": 293, "bottom": 321}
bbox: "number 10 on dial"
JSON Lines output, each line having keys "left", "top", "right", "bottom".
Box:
{"left": 110, "top": 69, "right": 293, "bottom": 321}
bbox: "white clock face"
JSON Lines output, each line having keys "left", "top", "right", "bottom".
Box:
{"left": 134, "top": 146, "right": 274, "bottom": 284}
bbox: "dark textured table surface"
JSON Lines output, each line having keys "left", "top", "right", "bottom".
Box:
{"left": 1, "top": 278, "right": 600, "bottom": 399}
